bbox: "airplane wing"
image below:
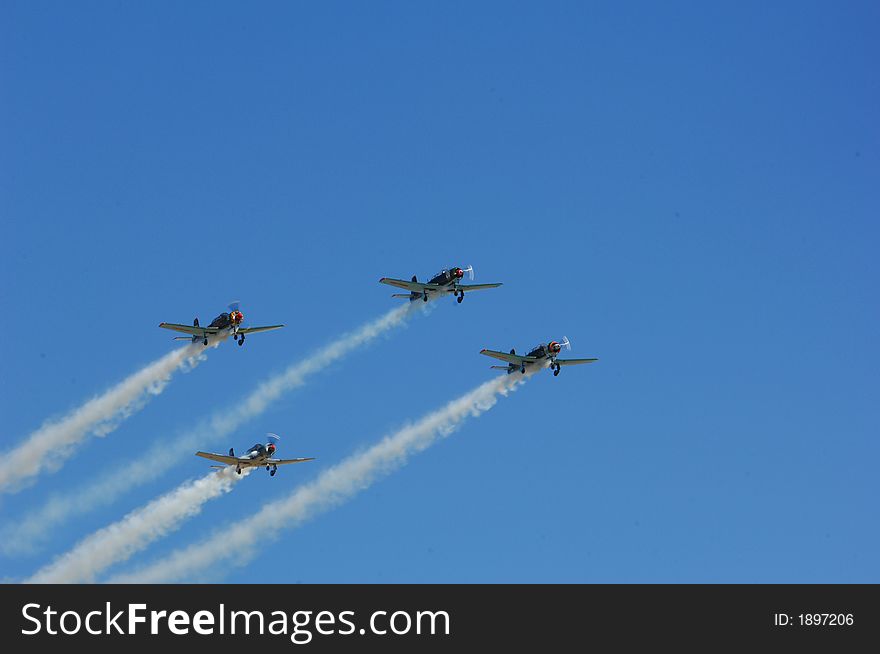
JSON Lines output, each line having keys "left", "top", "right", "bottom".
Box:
{"left": 236, "top": 324, "right": 285, "bottom": 335}
{"left": 379, "top": 277, "right": 441, "bottom": 292}
{"left": 159, "top": 323, "right": 220, "bottom": 336}
{"left": 195, "top": 451, "right": 243, "bottom": 465}
{"left": 479, "top": 349, "right": 538, "bottom": 364}
{"left": 556, "top": 358, "right": 599, "bottom": 366}
{"left": 267, "top": 457, "right": 316, "bottom": 466}
{"left": 457, "top": 283, "right": 503, "bottom": 292}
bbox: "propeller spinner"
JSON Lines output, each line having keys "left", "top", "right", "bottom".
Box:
{"left": 228, "top": 301, "right": 244, "bottom": 326}
{"left": 549, "top": 336, "right": 571, "bottom": 355}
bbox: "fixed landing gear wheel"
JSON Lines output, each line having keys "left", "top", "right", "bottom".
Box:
{"left": 203, "top": 338, "right": 208, "bottom": 346}
{"left": 236, "top": 466, "right": 242, "bottom": 475}
{"left": 270, "top": 467, "right": 277, "bottom": 477}
{"left": 423, "top": 292, "right": 428, "bottom": 302}
{"left": 553, "top": 367, "right": 560, "bottom": 377}
{"left": 521, "top": 365, "right": 526, "bottom": 374}
{"left": 457, "top": 292, "right": 463, "bottom": 303}
{"left": 238, "top": 338, "right": 244, "bottom": 347}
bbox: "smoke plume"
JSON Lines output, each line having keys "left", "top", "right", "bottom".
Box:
{"left": 110, "top": 373, "right": 526, "bottom": 583}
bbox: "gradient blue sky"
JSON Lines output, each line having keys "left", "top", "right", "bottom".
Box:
{"left": 2, "top": 1, "right": 878, "bottom": 582}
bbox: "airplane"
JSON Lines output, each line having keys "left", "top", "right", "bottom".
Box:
{"left": 195, "top": 434, "right": 314, "bottom": 477}
{"left": 480, "top": 336, "right": 598, "bottom": 377}
{"left": 159, "top": 302, "right": 284, "bottom": 347}
{"left": 379, "top": 265, "right": 502, "bottom": 303}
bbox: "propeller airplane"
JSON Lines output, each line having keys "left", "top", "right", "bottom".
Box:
{"left": 379, "top": 265, "right": 502, "bottom": 304}
{"left": 159, "top": 302, "right": 284, "bottom": 347}
{"left": 480, "top": 336, "right": 598, "bottom": 377}
{"left": 195, "top": 434, "right": 314, "bottom": 477}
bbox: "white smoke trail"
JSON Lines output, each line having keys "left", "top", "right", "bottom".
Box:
{"left": 3, "top": 305, "right": 415, "bottom": 553}
{"left": 109, "top": 373, "right": 527, "bottom": 583}
{"left": 26, "top": 467, "right": 247, "bottom": 583}
{"left": 0, "top": 342, "right": 211, "bottom": 495}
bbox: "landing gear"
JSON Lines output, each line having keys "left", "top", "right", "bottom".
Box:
{"left": 236, "top": 465, "right": 242, "bottom": 475}
{"left": 521, "top": 364, "right": 526, "bottom": 374}
{"left": 238, "top": 334, "right": 245, "bottom": 347}
{"left": 552, "top": 362, "right": 561, "bottom": 377}
{"left": 456, "top": 290, "right": 464, "bottom": 303}
{"left": 270, "top": 465, "right": 277, "bottom": 477}
{"left": 203, "top": 337, "right": 208, "bottom": 346}
{"left": 423, "top": 290, "right": 428, "bottom": 302}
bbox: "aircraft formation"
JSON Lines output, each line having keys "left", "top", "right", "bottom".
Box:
{"left": 159, "top": 265, "right": 598, "bottom": 478}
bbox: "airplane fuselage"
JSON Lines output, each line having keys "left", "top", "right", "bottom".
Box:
{"left": 428, "top": 269, "right": 461, "bottom": 286}
{"left": 502, "top": 343, "right": 561, "bottom": 373}
{"left": 207, "top": 311, "right": 244, "bottom": 333}
{"left": 189, "top": 311, "right": 245, "bottom": 345}
{"left": 405, "top": 268, "right": 466, "bottom": 301}
{"left": 208, "top": 313, "right": 234, "bottom": 329}
{"left": 237, "top": 443, "right": 274, "bottom": 467}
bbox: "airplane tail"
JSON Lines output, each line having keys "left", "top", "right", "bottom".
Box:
{"left": 193, "top": 318, "right": 199, "bottom": 327}
{"left": 391, "top": 292, "right": 421, "bottom": 302}
{"left": 388, "top": 276, "right": 421, "bottom": 300}
{"left": 229, "top": 447, "right": 235, "bottom": 457}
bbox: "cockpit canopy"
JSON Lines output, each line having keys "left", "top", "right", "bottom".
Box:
{"left": 431, "top": 267, "right": 463, "bottom": 281}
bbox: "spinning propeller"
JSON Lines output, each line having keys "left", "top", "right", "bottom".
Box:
{"left": 461, "top": 265, "right": 474, "bottom": 280}
{"left": 548, "top": 336, "right": 572, "bottom": 356}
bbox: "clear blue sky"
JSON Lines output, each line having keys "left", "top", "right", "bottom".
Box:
{"left": 2, "top": 1, "right": 877, "bottom": 582}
